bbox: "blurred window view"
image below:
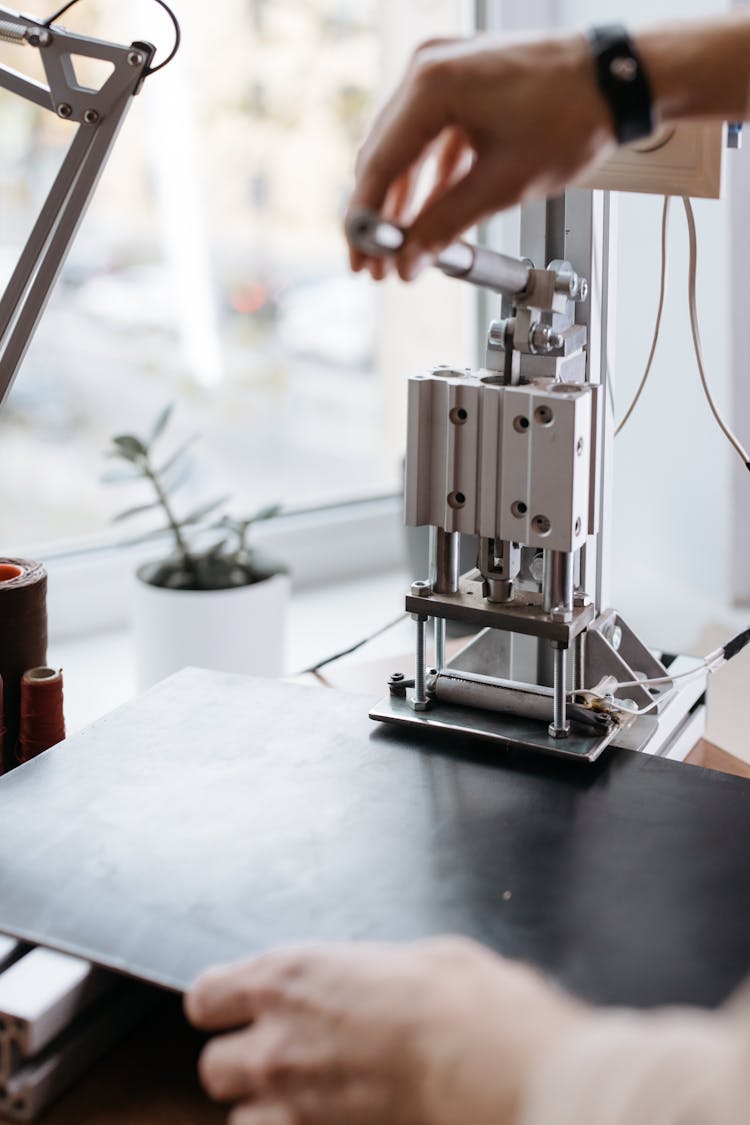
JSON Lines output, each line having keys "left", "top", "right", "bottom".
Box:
{"left": 0, "top": 0, "right": 416, "bottom": 549}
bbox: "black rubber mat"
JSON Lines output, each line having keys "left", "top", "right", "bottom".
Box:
{"left": 0, "top": 668, "right": 747, "bottom": 1006}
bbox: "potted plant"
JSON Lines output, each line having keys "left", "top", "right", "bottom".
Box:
{"left": 103, "top": 405, "right": 289, "bottom": 690}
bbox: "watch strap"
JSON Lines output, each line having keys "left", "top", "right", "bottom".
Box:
{"left": 587, "top": 24, "right": 654, "bottom": 145}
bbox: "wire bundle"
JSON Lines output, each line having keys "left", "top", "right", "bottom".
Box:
{"left": 18, "top": 668, "right": 65, "bottom": 764}
{"left": 0, "top": 560, "right": 48, "bottom": 774}
{"left": 616, "top": 195, "right": 749, "bottom": 467}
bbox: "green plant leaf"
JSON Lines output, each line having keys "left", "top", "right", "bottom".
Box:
{"left": 111, "top": 435, "right": 147, "bottom": 462}
{"left": 157, "top": 435, "right": 198, "bottom": 480}
{"left": 162, "top": 461, "right": 194, "bottom": 497}
{"left": 100, "top": 464, "right": 142, "bottom": 484}
{"left": 251, "top": 502, "right": 282, "bottom": 523}
{"left": 149, "top": 403, "right": 174, "bottom": 448}
{"left": 111, "top": 501, "right": 163, "bottom": 524}
{"left": 180, "top": 495, "right": 230, "bottom": 526}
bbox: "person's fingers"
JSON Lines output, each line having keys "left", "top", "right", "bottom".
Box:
{"left": 229, "top": 1101, "right": 294, "bottom": 1125}
{"left": 433, "top": 127, "right": 473, "bottom": 197}
{"left": 349, "top": 243, "right": 366, "bottom": 272}
{"left": 199, "top": 1024, "right": 288, "bottom": 1103}
{"left": 397, "top": 161, "right": 527, "bottom": 280}
{"left": 186, "top": 951, "right": 307, "bottom": 1031}
{"left": 382, "top": 167, "right": 415, "bottom": 224}
{"left": 351, "top": 62, "right": 452, "bottom": 217}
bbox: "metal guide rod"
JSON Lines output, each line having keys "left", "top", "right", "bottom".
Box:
{"left": 346, "top": 209, "right": 532, "bottom": 296}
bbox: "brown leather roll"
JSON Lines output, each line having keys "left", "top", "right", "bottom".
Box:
{"left": 0, "top": 559, "right": 48, "bottom": 773}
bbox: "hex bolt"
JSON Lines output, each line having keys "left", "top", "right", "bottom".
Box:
{"left": 410, "top": 580, "right": 433, "bottom": 598}
{"left": 529, "top": 323, "right": 563, "bottom": 355}
{"left": 548, "top": 644, "right": 571, "bottom": 740}
{"left": 57, "top": 103, "right": 73, "bottom": 119}
{"left": 411, "top": 614, "right": 430, "bottom": 711}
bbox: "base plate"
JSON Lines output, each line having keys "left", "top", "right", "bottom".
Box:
{"left": 370, "top": 692, "right": 623, "bottom": 761}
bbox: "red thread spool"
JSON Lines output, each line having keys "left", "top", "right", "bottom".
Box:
{"left": 18, "top": 667, "right": 65, "bottom": 764}
{"left": 0, "top": 558, "right": 48, "bottom": 773}
{"left": 0, "top": 674, "right": 4, "bottom": 766}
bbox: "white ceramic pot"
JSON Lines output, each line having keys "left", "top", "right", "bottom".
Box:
{"left": 131, "top": 566, "right": 290, "bottom": 690}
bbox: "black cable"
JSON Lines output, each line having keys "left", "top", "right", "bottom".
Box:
{"left": 723, "top": 627, "right": 750, "bottom": 663}
{"left": 42, "top": 0, "right": 181, "bottom": 75}
{"left": 300, "top": 612, "right": 407, "bottom": 676}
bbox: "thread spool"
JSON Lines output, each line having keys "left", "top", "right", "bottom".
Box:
{"left": 0, "top": 559, "right": 48, "bottom": 773}
{"left": 0, "top": 674, "right": 4, "bottom": 767}
{"left": 18, "top": 668, "right": 65, "bottom": 764}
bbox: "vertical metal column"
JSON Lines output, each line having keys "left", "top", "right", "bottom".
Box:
{"left": 549, "top": 644, "right": 570, "bottom": 739}
{"left": 412, "top": 614, "right": 429, "bottom": 710}
{"left": 432, "top": 528, "right": 459, "bottom": 672}
{"left": 543, "top": 550, "right": 574, "bottom": 739}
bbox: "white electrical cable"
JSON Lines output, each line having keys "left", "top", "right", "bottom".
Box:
{"left": 615, "top": 195, "right": 670, "bottom": 436}
{"left": 683, "top": 196, "right": 750, "bottom": 467}
{"left": 570, "top": 644, "right": 730, "bottom": 718}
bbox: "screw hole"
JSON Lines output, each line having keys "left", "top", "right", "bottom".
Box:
{"left": 535, "top": 405, "right": 554, "bottom": 426}
{"left": 576, "top": 437, "right": 584, "bottom": 455}
{"left": 448, "top": 491, "right": 466, "bottom": 509}
{"left": 532, "top": 514, "right": 551, "bottom": 536}
{"left": 511, "top": 501, "right": 528, "bottom": 518}
{"left": 575, "top": 517, "right": 582, "bottom": 535}
{"left": 513, "top": 415, "right": 530, "bottom": 433}
{"left": 449, "top": 406, "right": 468, "bottom": 425}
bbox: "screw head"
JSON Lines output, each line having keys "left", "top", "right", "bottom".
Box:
{"left": 57, "top": 103, "right": 73, "bottom": 119}
{"left": 128, "top": 50, "right": 145, "bottom": 67}
{"left": 27, "top": 28, "right": 51, "bottom": 47}
{"left": 410, "top": 580, "right": 433, "bottom": 598}
{"left": 389, "top": 672, "right": 405, "bottom": 683}
{"left": 83, "top": 109, "right": 100, "bottom": 125}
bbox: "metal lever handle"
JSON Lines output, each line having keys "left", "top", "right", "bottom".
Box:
{"left": 346, "top": 210, "right": 532, "bottom": 297}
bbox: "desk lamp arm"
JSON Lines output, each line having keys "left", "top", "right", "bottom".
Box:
{"left": 0, "top": 4, "right": 159, "bottom": 409}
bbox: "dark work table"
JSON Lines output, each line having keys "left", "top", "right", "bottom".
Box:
{"left": 0, "top": 657, "right": 746, "bottom": 1120}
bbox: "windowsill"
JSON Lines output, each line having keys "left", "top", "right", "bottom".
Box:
{"left": 50, "top": 569, "right": 411, "bottom": 735}
{"left": 47, "top": 567, "right": 750, "bottom": 766}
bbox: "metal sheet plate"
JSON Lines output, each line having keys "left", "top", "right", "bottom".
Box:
{"left": 369, "top": 693, "right": 619, "bottom": 761}
{"left": 0, "top": 668, "right": 748, "bottom": 1008}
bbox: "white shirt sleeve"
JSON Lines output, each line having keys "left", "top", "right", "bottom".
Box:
{"left": 520, "top": 982, "right": 750, "bottom": 1125}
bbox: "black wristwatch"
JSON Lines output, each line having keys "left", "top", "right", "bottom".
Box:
{"left": 587, "top": 24, "right": 654, "bottom": 145}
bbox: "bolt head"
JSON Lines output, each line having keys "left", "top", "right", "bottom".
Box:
{"left": 57, "top": 103, "right": 73, "bottom": 119}
{"left": 128, "top": 50, "right": 145, "bottom": 67}
{"left": 27, "top": 28, "right": 51, "bottom": 46}
{"left": 83, "top": 109, "right": 100, "bottom": 125}
{"left": 410, "top": 580, "right": 433, "bottom": 598}
{"left": 410, "top": 699, "right": 431, "bottom": 713}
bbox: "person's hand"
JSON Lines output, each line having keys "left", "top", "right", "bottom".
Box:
{"left": 346, "top": 33, "right": 616, "bottom": 281}
{"left": 185, "top": 937, "right": 587, "bottom": 1125}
